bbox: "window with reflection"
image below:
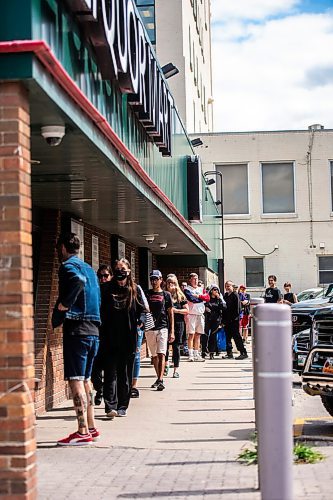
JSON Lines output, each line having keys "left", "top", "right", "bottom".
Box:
{"left": 135, "top": 0, "right": 156, "bottom": 44}
{"left": 261, "top": 162, "right": 295, "bottom": 214}
{"left": 216, "top": 164, "right": 249, "bottom": 215}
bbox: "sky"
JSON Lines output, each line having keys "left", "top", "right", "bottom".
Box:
{"left": 210, "top": 0, "right": 333, "bottom": 132}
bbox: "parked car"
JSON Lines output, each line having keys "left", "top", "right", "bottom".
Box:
{"left": 291, "top": 285, "right": 333, "bottom": 335}
{"left": 297, "top": 287, "right": 326, "bottom": 302}
{"left": 302, "top": 306, "right": 333, "bottom": 416}
{"left": 292, "top": 328, "right": 311, "bottom": 374}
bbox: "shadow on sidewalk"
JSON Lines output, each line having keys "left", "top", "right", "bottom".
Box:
{"left": 117, "top": 487, "right": 257, "bottom": 497}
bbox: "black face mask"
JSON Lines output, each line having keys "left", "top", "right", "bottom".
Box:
{"left": 115, "top": 270, "right": 128, "bottom": 281}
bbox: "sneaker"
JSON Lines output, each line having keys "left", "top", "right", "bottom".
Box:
{"left": 222, "top": 354, "right": 234, "bottom": 359}
{"left": 130, "top": 387, "right": 140, "bottom": 398}
{"left": 57, "top": 431, "right": 92, "bottom": 446}
{"left": 235, "top": 353, "right": 249, "bottom": 360}
{"left": 106, "top": 409, "right": 118, "bottom": 419}
{"left": 156, "top": 381, "right": 165, "bottom": 391}
{"left": 173, "top": 371, "right": 180, "bottom": 378}
{"left": 194, "top": 356, "right": 205, "bottom": 362}
{"left": 94, "top": 393, "right": 102, "bottom": 406}
{"left": 88, "top": 427, "right": 100, "bottom": 442}
{"left": 188, "top": 357, "right": 194, "bottom": 362}
{"left": 151, "top": 379, "right": 160, "bottom": 388}
{"left": 117, "top": 409, "right": 127, "bottom": 417}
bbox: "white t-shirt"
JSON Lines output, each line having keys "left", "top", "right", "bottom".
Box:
{"left": 186, "top": 285, "right": 205, "bottom": 315}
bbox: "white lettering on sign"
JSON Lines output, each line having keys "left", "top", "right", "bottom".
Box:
{"left": 71, "top": 0, "right": 174, "bottom": 156}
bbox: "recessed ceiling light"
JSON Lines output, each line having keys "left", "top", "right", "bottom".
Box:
{"left": 71, "top": 198, "right": 96, "bottom": 202}
{"left": 119, "top": 220, "right": 139, "bottom": 224}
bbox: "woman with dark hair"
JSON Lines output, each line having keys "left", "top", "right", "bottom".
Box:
{"left": 100, "top": 258, "right": 146, "bottom": 418}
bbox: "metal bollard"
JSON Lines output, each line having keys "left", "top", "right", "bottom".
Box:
{"left": 254, "top": 304, "right": 293, "bottom": 500}
{"left": 250, "top": 298, "right": 265, "bottom": 406}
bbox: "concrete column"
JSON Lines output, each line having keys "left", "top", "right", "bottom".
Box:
{"left": 0, "top": 82, "right": 36, "bottom": 498}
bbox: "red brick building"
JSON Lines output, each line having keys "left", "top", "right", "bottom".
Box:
{"left": 0, "top": 1, "right": 220, "bottom": 497}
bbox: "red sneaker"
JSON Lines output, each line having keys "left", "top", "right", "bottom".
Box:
{"left": 57, "top": 431, "right": 93, "bottom": 446}
{"left": 88, "top": 427, "right": 100, "bottom": 442}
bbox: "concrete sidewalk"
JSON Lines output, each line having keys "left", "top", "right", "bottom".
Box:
{"left": 36, "top": 350, "right": 333, "bottom": 499}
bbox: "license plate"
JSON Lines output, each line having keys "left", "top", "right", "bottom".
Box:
{"left": 297, "top": 354, "right": 307, "bottom": 367}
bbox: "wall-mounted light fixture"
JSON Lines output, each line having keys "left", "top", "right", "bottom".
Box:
{"left": 191, "top": 138, "right": 203, "bottom": 147}
{"left": 162, "top": 63, "right": 179, "bottom": 79}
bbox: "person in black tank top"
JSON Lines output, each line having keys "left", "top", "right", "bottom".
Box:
{"left": 283, "top": 282, "right": 298, "bottom": 305}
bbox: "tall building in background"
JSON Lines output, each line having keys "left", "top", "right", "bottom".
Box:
{"left": 135, "top": 0, "right": 214, "bottom": 133}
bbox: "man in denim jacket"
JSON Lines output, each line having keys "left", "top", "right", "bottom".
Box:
{"left": 52, "top": 232, "right": 101, "bottom": 446}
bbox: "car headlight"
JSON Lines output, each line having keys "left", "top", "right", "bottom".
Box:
{"left": 311, "top": 320, "right": 319, "bottom": 346}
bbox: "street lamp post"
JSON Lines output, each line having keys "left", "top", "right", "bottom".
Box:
{"left": 204, "top": 170, "right": 225, "bottom": 288}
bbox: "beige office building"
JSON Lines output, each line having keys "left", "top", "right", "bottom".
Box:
{"left": 194, "top": 126, "right": 333, "bottom": 295}
{"left": 136, "top": 0, "right": 214, "bottom": 133}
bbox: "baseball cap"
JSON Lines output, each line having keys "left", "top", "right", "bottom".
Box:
{"left": 150, "top": 270, "right": 162, "bottom": 279}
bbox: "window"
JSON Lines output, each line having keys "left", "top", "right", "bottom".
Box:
{"left": 318, "top": 256, "right": 333, "bottom": 284}
{"left": 135, "top": 0, "right": 156, "bottom": 44}
{"left": 245, "top": 258, "right": 264, "bottom": 287}
{"left": 330, "top": 161, "right": 333, "bottom": 211}
{"left": 261, "top": 162, "right": 295, "bottom": 214}
{"left": 216, "top": 164, "right": 249, "bottom": 215}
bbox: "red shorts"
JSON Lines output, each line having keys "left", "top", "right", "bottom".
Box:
{"left": 240, "top": 315, "right": 250, "bottom": 328}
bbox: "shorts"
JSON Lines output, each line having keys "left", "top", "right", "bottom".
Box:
{"left": 186, "top": 314, "right": 205, "bottom": 335}
{"left": 145, "top": 328, "right": 168, "bottom": 357}
{"left": 63, "top": 334, "right": 99, "bottom": 381}
{"left": 240, "top": 315, "right": 250, "bottom": 328}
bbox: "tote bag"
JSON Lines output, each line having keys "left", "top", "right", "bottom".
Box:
{"left": 144, "top": 311, "right": 155, "bottom": 331}
{"left": 216, "top": 327, "right": 226, "bottom": 352}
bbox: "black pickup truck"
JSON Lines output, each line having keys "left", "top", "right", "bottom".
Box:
{"left": 302, "top": 306, "right": 333, "bottom": 416}
{"left": 291, "top": 286, "right": 333, "bottom": 336}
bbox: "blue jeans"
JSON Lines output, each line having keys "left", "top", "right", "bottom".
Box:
{"left": 133, "top": 328, "right": 144, "bottom": 380}
{"left": 63, "top": 335, "right": 99, "bottom": 381}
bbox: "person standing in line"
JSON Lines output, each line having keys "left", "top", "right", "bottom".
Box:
{"left": 131, "top": 284, "right": 149, "bottom": 398}
{"left": 184, "top": 273, "right": 210, "bottom": 361}
{"left": 91, "top": 265, "right": 112, "bottom": 406}
{"left": 283, "top": 282, "right": 298, "bottom": 305}
{"left": 223, "top": 280, "right": 248, "bottom": 360}
{"left": 203, "top": 285, "right": 226, "bottom": 359}
{"left": 52, "top": 232, "right": 101, "bottom": 446}
{"left": 238, "top": 285, "right": 251, "bottom": 344}
{"left": 100, "top": 258, "right": 146, "bottom": 418}
{"left": 145, "top": 270, "right": 174, "bottom": 391}
{"left": 264, "top": 275, "right": 283, "bottom": 303}
{"left": 165, "top": 275, "right": 189, "bottom": 378}
{"left": 180, "top": 281, "right": 189, "bottom": 355}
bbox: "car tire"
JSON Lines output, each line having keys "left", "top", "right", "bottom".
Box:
{"left": 321, "top": 395, "right": 333, "bottom": 416}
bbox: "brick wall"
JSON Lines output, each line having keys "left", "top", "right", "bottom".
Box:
{"left": 0, "top": 82, "right": 36, "bottom": 498}
{"left": 83, "top": 222, "right": 111, "bottom": 268}
{"left": 34, "top": 209, "right": 68, "bottom": 414}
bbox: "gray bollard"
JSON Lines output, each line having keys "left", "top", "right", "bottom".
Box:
{"left": 254, "top": 304, "right": 293, "bottom": 500}
{"left": 250, "top": 298, "right": 265, "bottom": 406}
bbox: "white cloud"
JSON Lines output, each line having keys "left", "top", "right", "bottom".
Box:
{"left": 211, "top": 0, "right": 299, "bottom": 22}
{"left": 212, "top": 9, "right": 333, "bottom": 131}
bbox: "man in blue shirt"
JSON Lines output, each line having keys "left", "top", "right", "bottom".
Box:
{"left": 52, "top": 232, "right": 101, "bottom": 446}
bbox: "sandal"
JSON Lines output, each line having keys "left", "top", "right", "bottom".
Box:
{"left": 173, "top": 372, "right": 180, "bottom": 378}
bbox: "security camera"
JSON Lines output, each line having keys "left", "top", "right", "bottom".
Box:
{"left": 41, "top": 125, "right": 65, "bottom": 147}
{"left": 159, "top": 242, "right": 167, "bottom": 250}
{"left": 145, "top": 235, "right": 155, "bottom": 244}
